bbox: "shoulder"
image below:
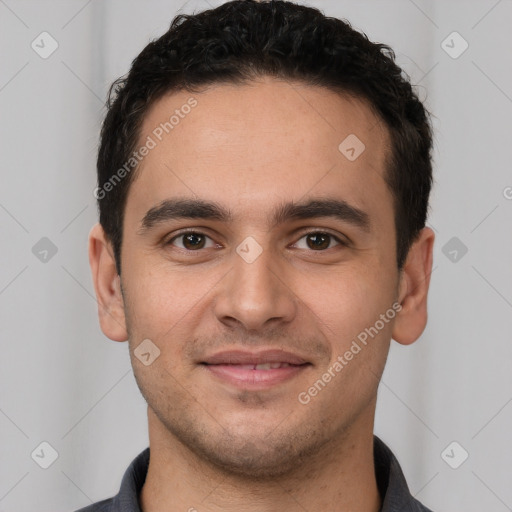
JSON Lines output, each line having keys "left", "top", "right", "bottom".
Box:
{"left": 411, "top": 499, "right": 435, "bottom": 512}
{"left": 409, "top": 495, "right": 435, "bottom": 511}
{"left": 72, "top": 447, "right": 150, "bottom": 512}
{"left": 374, "top": 435, "right": 436, "bottom": 512}
{"left": 73, "top": 497, "right": 114, "bottom": 512}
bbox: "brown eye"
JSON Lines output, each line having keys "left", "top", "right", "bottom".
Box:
{"left": 182, "top": 233, "right": 205, "bottom": 250}
{"left": 168, "top": 231, "right": 214, "bottom": 250}
{"left": 306, "top": 233, "right": 331, "bottom": 250}
{"left": 294, "top": 231, "right": 344, "bottom": 251}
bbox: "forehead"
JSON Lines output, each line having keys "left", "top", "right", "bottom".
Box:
{"left": 128, "top": 78, "right": 393, "bottom": 229}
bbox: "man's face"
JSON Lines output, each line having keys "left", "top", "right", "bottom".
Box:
{"left": 119, "top": 78, "right": 400, "bottom": 476}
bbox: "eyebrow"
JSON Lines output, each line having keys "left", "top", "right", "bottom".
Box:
{"left": 138, "top": 197, "right": 371, "bottom": 234}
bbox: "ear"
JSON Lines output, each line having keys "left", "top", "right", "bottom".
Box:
{"left": 392, "top": 227, "right": 435, "bottom": 346}
{"left": 88, "top": 223, "right": 128, "bottom": 342}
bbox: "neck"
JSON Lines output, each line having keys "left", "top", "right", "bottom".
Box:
{"left": 140, "top": 406, "right": 381, "bottom": 512}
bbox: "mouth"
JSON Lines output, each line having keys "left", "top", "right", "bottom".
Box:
{"left": 200, "top": 349, "right": 312, "bottom": 388}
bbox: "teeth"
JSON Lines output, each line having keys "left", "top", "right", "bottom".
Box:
{"left": 255, "top": 363, "right": 272, "bottom": 370}
{"left": 221, "top": 362, "right": 294, "bottom": 370}
{"left": 254, "top": 362, "right": 291, "bottom": 370}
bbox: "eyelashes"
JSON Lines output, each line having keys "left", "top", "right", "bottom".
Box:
{"left": 165, "top": 229, "right": 347, "bottom": 252}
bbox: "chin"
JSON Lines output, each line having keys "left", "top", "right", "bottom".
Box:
{"left": 194, "top": 436, "right": 312, "bottom": 480}
{"left": 167, "top": 413, "right": 330, "bottom": 480}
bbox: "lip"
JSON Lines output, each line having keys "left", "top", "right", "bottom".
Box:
{"left": 201, "top": 349, "right": 309, "bottom": 366}
{"left": 200, "top": 349, "right": 311, "bottom": 389}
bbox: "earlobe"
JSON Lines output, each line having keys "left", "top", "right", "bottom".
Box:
{"left": 392, "top": 227, "right": 435, "bottom": 346}
{"left": 88, "top": 223, "right": 128, "bottom": 342}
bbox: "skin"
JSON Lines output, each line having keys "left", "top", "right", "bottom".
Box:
{"left": 89, "top": 77, "right": 434, "bottom": 512}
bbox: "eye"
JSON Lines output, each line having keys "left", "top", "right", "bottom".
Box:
{"left": 166, "top": 231, "right": 217, "bottom": 251}
{"left": 293, "top": 231, "right": 345, "bottom": 251}
{"left": 165, "top": 229, "right": 347, "bottom": 252}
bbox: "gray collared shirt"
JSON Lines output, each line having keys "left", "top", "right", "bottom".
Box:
{"left": 75, "top": 435, "right": 434, "bottom": 512}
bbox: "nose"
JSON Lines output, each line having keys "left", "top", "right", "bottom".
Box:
{"left": 212, "top": 239, "right": 298, "bottom": 332}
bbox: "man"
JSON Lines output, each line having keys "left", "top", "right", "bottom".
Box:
{"left": 83, "top": 0, "right": 435, "bottom": 510}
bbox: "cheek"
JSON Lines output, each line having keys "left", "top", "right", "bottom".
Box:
{"left": 122, "top": 259, "right": 223, "bottom": 358}
{"left": 299, "top": 269, "right": 395, "bottom": 409}
{"left": 122, "top": 262, "right": 187, "bottom": 339}
{"left": 303, "top": 264, "right": 395, "bottom": 344}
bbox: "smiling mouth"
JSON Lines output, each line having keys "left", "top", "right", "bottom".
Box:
{"left": 205, "top": 362, "right": 301, "bottom": 370}
{"left": 200, "top": 350, "right": 312, "bottom": 388}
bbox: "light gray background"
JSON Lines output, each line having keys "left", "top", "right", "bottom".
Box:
{"left": 1, "top": 1, "right": 511, "bottom": 511}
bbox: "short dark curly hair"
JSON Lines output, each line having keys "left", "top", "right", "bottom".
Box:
{"left": 96, "top": 0, "right": 433, "bottom": 274}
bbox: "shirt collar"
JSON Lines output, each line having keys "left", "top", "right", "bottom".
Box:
{"left": 103, "top": 435, "right": 432, "bottom": 512}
